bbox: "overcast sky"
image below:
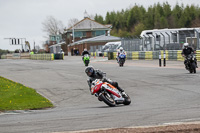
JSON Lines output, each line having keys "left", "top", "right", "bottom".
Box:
{"left": 0, "top": 0, "right": 199, "bottom": 51}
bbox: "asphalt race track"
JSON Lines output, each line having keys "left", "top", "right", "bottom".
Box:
{"left": 0, "top": 56, "right": 200, "bottom": 133}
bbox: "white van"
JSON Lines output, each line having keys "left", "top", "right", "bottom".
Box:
{"left": 102, "top": 41, "right": 121, "bottom": 52}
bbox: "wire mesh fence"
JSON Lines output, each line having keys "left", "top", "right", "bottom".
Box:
{"left": 89, "top": 29, "right": 200, "bottom": 52}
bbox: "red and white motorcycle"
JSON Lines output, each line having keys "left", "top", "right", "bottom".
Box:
{"left": 91, "top": 79, "right": 131, "bottom": 107}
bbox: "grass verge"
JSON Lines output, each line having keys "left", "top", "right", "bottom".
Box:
{"left": 0, "top": 76, "right": 53, "bottom": 111}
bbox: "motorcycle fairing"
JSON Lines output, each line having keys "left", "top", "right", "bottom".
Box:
{"left": 102, "top": 83, "right": 121, "bottom": 98}
{"left": 91, "top": 80, "right": 103, "bottom": 94}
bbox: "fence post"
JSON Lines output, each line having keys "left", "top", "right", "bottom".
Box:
{"left": 159, "top": 51, "right": 162, "bottom": 67}
{"left": 165, "top": 32, "right": 170, "bottom": 45}
{"left": 163, "top": 50, "right": 166, "bottom": 67}
{"left": 194, "top": 29, "right": 200, "bottom": 50}
{"left": 150, "top": 34, "right": 156, "bottom": 51}
{"left": 155, "top": 33, "right": 161, "bottom": 50}
{"left": 160, "top": 33, "right": 166, "bottom": 50}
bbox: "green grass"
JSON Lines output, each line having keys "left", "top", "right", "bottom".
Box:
{"left": 0, "top": 76, "right": 53, "bottom": 111}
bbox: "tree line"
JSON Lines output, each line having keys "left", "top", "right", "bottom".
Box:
{"left": 94, "top": 2, "right": 200, "bottom": 37}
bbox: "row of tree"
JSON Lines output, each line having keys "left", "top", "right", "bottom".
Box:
{"left": 94, "top": 2, "right": 200, "bottom": 37}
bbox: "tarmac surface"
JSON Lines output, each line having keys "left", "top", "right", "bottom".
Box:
{"left": 0, "top": 56, "right": 200, "bottom": 133}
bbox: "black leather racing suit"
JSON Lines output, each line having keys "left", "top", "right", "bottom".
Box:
{"left": 87, "top": 69, "right": 124, "bottom": 93}
{"left": 181, "top": 47, "right": 194, "bottom": 56}
{"left": 82, "top": 51, "right": 90, "bottom": 56}
{"left": 181, "top": 47, "right": 197, "bottom": 67}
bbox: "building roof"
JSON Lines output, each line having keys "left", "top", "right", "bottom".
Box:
{"left": 68, "top": 35, "right": 121, "bottom": 46}
{"left": 49, "top": 41, "right": 65, "bottom": 48}
{"left": 66, "top": 18, "right": 110, "bottom": 32}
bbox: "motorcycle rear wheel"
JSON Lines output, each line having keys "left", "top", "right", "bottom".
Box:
{"left": 99, "top": 92, "right": 116, "bottom": 107}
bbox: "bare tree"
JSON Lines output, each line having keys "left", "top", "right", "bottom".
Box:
{"left": 88, "top": 14, "right": 95, "bottom": 20}
{"left": 42, "top": 16, "right": 64, "bottom": 36}
{"left": 67, "top": 18, "right": 79, "bottom": 29}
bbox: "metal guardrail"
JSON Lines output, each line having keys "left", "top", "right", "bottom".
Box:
{"left": 0, "top": 53, "right": 63, "bottom": 61}
{"left": 30, "top": 54, "right": 55, "bottom": 60}
{"left": 89, "top": 29, "right": 200, "bottom": 53}
{"left": 90, "top": 50, "right": 200, "bottom": 61}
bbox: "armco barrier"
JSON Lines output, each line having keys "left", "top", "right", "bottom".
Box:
{"left": 139, "top": 51, "right": 145, "bottom": 59}
{"left": 196, "top": 50, "right": 200, "bottom": 61}
{"left": 132, "top": 52, "right": 139, "bottom": 60}
{"left": 168, "top": 50, "right": 176, "bottom": 60}
{"left": 177, "top": 51, "right": 184, "bottom": 61}
{"left": 153, "top": 51, "right": 159, "bottom": 59}
{"left": 91, "top": 50, "right": 200, "bottom": 61}
{"left": 54, "top": 53, "right": 64, "bottom": 60}
{"left": 108, "top": 52, "right": 114, "bottom": 60}
{"left": 127, "top": 51, "right": 132, "bottom": 59}
{"left": 0, "top": 55, "right": 6, "bottom": 59}
{"left": 145, "top": 51, "right": 153, "bottom": 60}
{"left": 30, "top": 54, "right": 54, "bottom": 60}
{"left": 103, "top": 52, "right": 107, "bottom": 57}
{"left": 113, "top": 52, "right": 117, "bottom": 60}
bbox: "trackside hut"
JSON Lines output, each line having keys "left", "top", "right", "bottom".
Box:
{"left": 68, "top": 35, "right": 121, "bottom": 55}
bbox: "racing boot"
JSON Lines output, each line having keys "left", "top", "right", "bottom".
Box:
{"left": 117, "top": 86, "right": 128, "bottom": 98}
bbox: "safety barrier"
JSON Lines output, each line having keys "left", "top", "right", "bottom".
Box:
{"left": 30, "top": 54, "right": 54, "bottom": 60}
{"left": 107, "top": 52, "right": 114, "bottom": 60}
{"left": 132, "top": 52, "right": 139, "bottom": 60}
{"left": 145, "top": 51, "right": 153, "bottom": 60}
{"left": 177, "top": 51, "right": 184, "bottom": 61}
{"left": 0, "top": 55, "right": 7, "bottom": 59}
{"left": 54, "top": 53, "right": 64, "bottom": 60}
{"left": 1, "top": 53, "right": 64, "bottom": 61}
{"left": 92, "top": 50, "right": 200, "bottom": 61}
{"left": 5, "top": 53, "right": 30, "bottom": 59}
{"left": 196, "top": 50, "right": 200, "bottom": 61}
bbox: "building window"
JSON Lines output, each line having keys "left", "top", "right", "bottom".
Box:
{"left": 50, "top": 35, "right": 62, "bottom": 43}
{"left": 74, "top": 31, "right": 86, "bottom": 38}
{"left": 92, "top": 30, "right": 106, "bottom": 37}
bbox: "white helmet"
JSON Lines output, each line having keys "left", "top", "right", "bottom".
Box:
{"left": 119, "top": 47, "right": 123, "bottom": 51}
{"left": 184, "top": 43, "right": 189, "bottom": 48}
{"left": 84, "top": 48, "right": 87, "bottom": 51}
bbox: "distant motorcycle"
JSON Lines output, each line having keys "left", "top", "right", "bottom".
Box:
{"left": 83, "top": 54, "right": 90, "bottom": 66}
{"left": 118, "top": 53, "right": 126, "bottom": 67}
{"left": 184, "top": 54, "right": 196, "bottom": 73}
{"left": 90, "top": 79, "right": 131, "bottom": 107}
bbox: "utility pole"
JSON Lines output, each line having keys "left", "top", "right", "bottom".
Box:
{"left": 34, "top": 41, "right": 36, "bottom": 54}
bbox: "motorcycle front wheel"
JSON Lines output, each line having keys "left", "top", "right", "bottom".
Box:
{"left": 192, "top": 62, "right": 196, "bottom": 73}
{"left": 99, "top": 92, "right": 116, "bottom": 107}
{"left": 84, "top": 60, "right": 89, "bottom": 66}
{"left": 123, "top": 94, "right": 131, "bottom": 105}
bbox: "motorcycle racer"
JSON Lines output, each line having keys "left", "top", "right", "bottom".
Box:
{"left": 181, "top": 43, "right": 198, "bottom": 68}
{"left": 82, "top": 48, "right": 90, "bottom": 60}
{"left": 116, "top": 47, "right": 126, "bottom": 63}
{"left": 85, "top": 66, "right": 127, "bottom": 96}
